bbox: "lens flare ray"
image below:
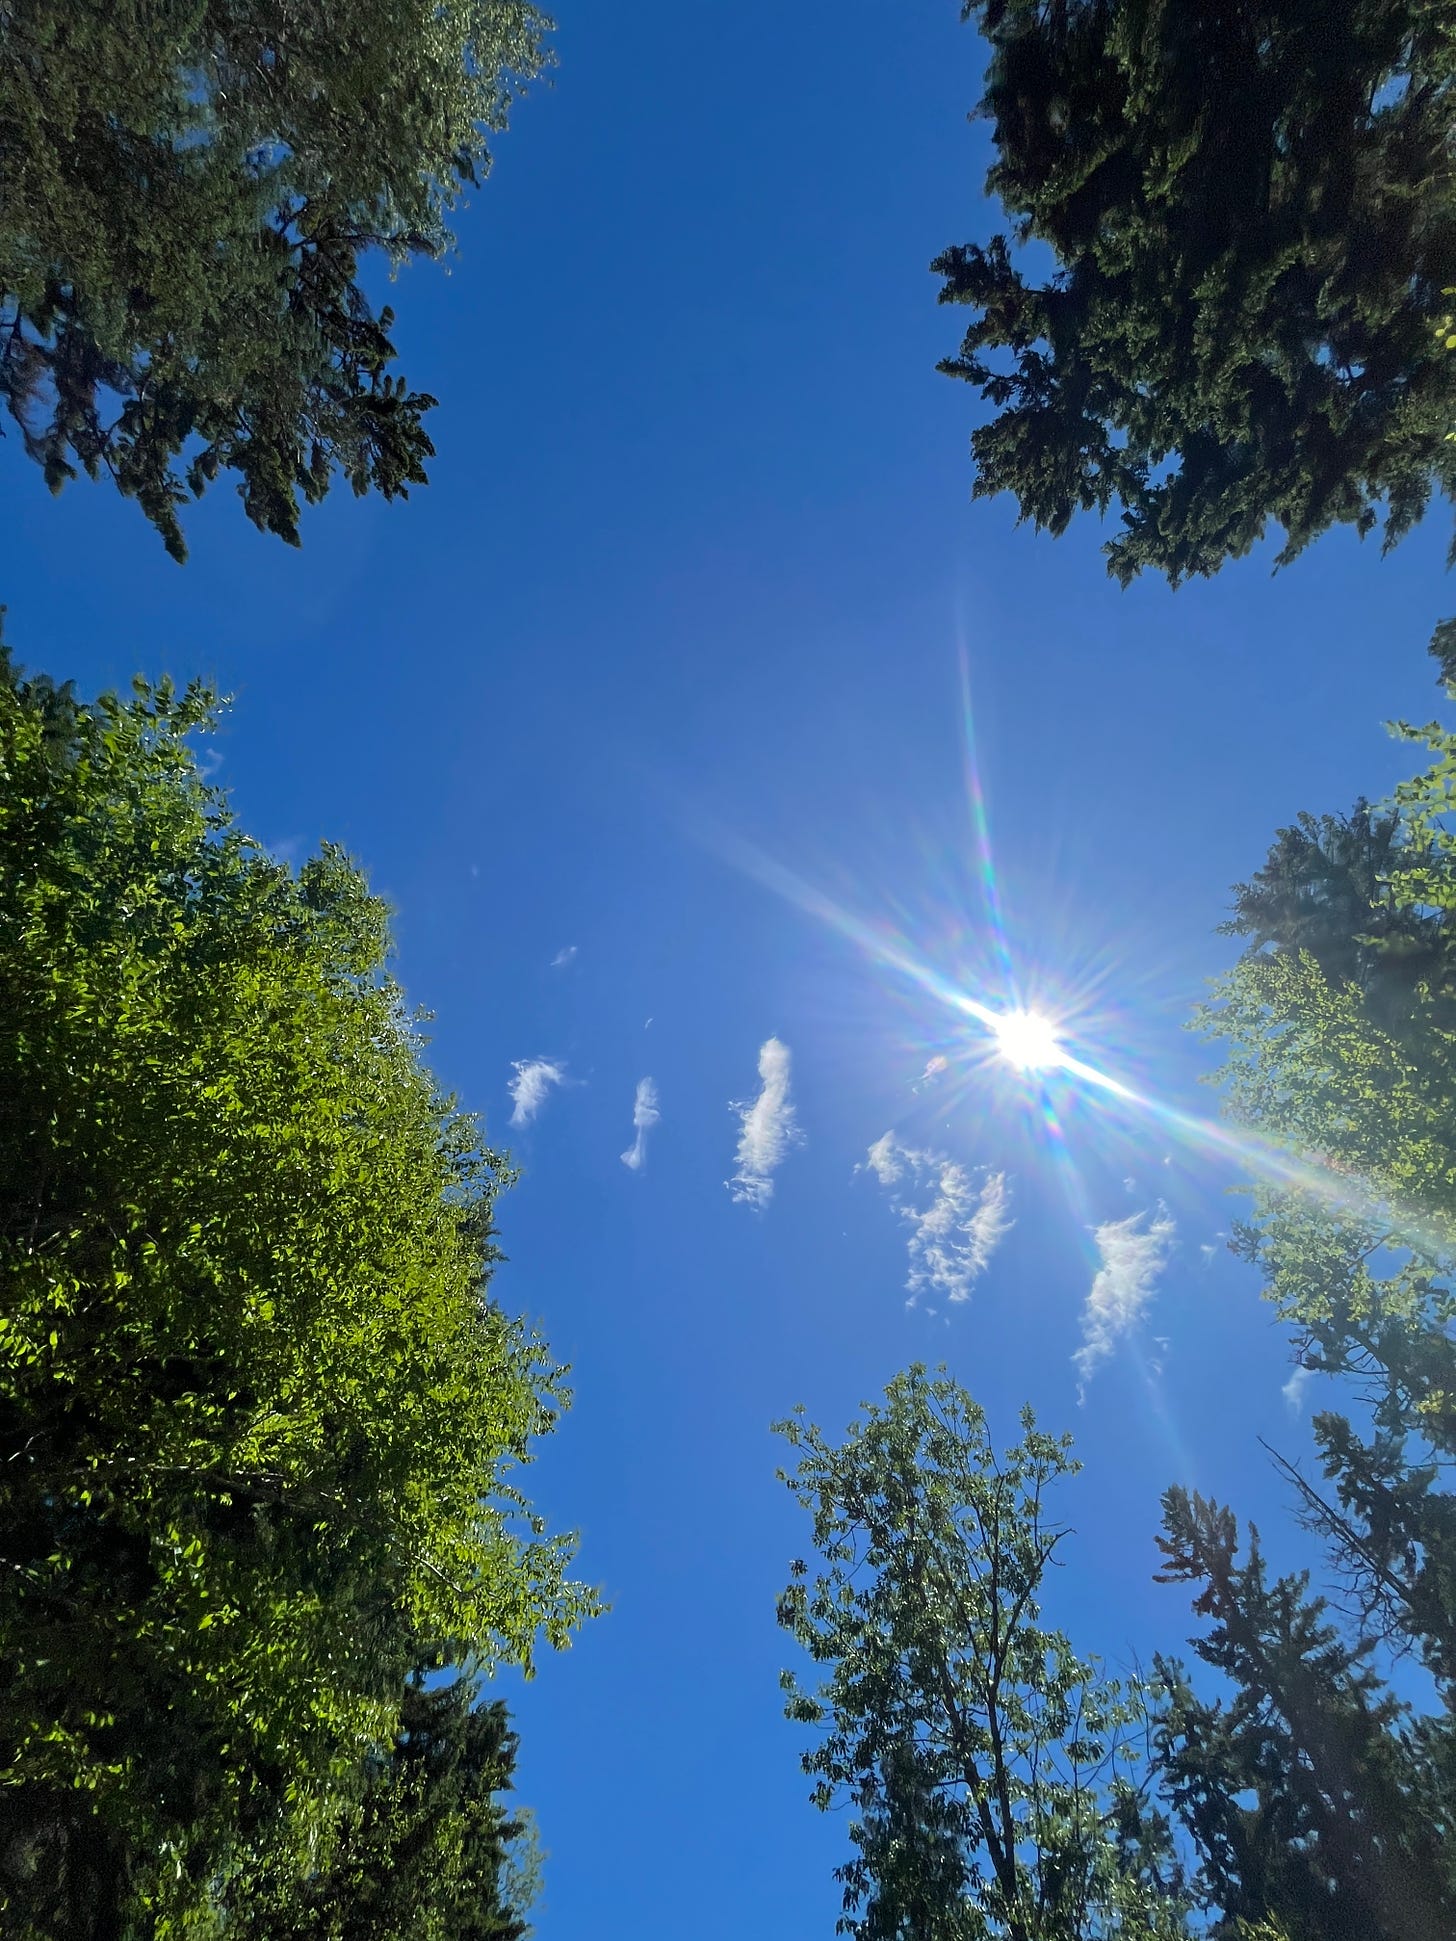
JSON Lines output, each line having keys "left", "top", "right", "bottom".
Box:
{"left": 713, "top": 656, "right": 1456, "bottom": 1271}
{"left": 960, "top": 648, "right": 1018, "bottom": 1005}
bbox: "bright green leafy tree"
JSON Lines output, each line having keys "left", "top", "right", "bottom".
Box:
{"left": 0, "top": 0, "right": 549, "bottom": 559}
{"left": 0, "top": 635, "right": 598, "bottom": 1935}
{"left": 776, "top": 1366, "right": 1189, "bottom": 1941}
{"left": 934, "top": 0, "right": 1456, "bottom": 585}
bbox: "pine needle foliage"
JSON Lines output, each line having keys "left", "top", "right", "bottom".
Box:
{"left": 0, "top": 0, "right": 550, "bottom": 558}
{"left": 936, "top": 1, "right": 1456, "bottom": 584}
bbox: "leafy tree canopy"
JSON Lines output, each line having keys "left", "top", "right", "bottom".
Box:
{"left": 935, "top": 0, "right": 1456, "bottom": 585}
{"left": 777, "top": 1367, "right": 1189, "bottom": 1941}
{"left": 0, "top": 0, "right": 550, "bottom": 559}
{"left": 0, "top": 634, "right": 597, "bottom": 1935}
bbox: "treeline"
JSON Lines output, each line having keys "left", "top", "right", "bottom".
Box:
{"left": 4, "top": 0, "right": 1456, "bottom": 1936}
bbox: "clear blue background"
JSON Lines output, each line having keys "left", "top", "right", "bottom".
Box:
{"left": 3, "top": 3, "right": 1452, "bottom": 1931}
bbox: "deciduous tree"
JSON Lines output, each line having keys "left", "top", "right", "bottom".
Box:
{"left": 776, "top": 1367, "right": 1188, "bottom": 1941}
{"left": 0, "top": 634, "right": 596, "bottom": 1935}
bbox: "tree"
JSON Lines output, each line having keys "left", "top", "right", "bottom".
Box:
{"left": 1171, "top": 629, "right": 1456, "bottom": 1936}
{"left": 0, "top": 0, "right": 550, "bottom": 560}
{"left": 934, "top": 1, "right": 1456, "bottom": 586}
{"left": 1194, "top": 666, "right": 1456, "bottom": 1224}
{"left": 776, "top": 1367, "right": 1188, "bottom": 1941}
{"left": 229, "top": 1670, "right": 537, "bottom": 1941}
{"left": 0, "top": 633, "right": 598, "bottom": 1936}
{"left": 1153, "top": 1491, "right": 1455, "bottom": 1941}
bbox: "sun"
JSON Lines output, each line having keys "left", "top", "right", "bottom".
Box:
{"left": 991, "top": 1007, "right": 1064, "bottom": 1072}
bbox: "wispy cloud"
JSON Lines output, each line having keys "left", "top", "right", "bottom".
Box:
{"left": 1283, "top": 1363, "right": 1314, "bottom": 1415}
{"left": 550, "top": 945, "right": 578, "bottom": 969}
{"left": 509, "top": 1058, "right": 567, "bottom": 1127}
{"left": 1075, "top": 1208, "right": 1176, "bottom": 1393}
{"left": 620, "top": 1077, "right": 660, "bottom": 1172}
{"left": 727, "top": 1037, "right": 801, "bottom": 1209}
{"left": 862, "top": 1133, "right": 1012, "bottom": 1307}
{"left": 863, "top": 1130, "right": 905, "bottom": 1186}
{"left": 913, "top": 1054, "right": 949, "bottom": 1092}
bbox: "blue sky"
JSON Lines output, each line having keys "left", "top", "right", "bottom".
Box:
{"left": 5, "top": 2, "right": 1455, "bottom": 1933}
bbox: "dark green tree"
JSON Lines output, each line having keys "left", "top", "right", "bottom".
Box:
{"left": 0, "top": 633, "right": 598, "bottom": 1937}
{"left": 230, "top": 1670, "right": 537, "bottom": 1941}
{"left": 1153, "top": 1491, "right": 1455, "bottom": 1941}
{"left": 934, "top": 0, "right": 1456, "bottom": 585}
{"left": 0, "top": 0, "right": 549, "bottom": 559}
{"left": 776, "top": 1367, "right": 1189, "bottom": 1941}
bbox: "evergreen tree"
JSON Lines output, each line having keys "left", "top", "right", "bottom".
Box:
{"left": 934, "top": 1, "right": 1456, "bottom": 585}
{"left": 0, "top": 0, "right": 549, "bottom": 559}
{"left": 776, "top": 1367, "right": 1189, "bottom": 1941}
{"left": 1153, "top": 1491, "right": 1454, "bottom": 1941}
{"left": 0, "top": 631, "right": 597, "bottom": 1936}
{"left": 1172, "top": 627, "right": 1456, "bottom": 1935}
{"left": 230, "top": 1671, "right": 536, "bottom": 1941}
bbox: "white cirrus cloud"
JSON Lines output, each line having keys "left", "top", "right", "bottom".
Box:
{"left": 508, "top": 1058, "right": 567, "bottom": 1127}
{"left": 550, "top": 945, "right": 578, "bottom": 969}
{"left": 1283, "top": 1363, "right": 1315, "bottom": 1416}
{"left": 1075, "top": 1208, "right": 1176, "bottom": 1393}
{"left": 862, "top": 1132, "right": 1012, "bottom": 1307}
{"left": 863, "top": 1129, "right": 905, "bottom": 1186}
{"left": 620, "top": 1077, "right": 660, "bottom": 1172}
{"left": 727, "top": 1037, "right": 801, "bottom": 1209}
